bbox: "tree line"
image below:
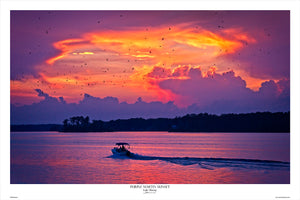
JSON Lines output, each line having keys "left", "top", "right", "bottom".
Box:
{"left": 61, "top": 112, "right": 290, "bottom": 133}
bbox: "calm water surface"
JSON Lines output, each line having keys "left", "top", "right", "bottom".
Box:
{"left": 11, "top": 131, "right": 290, "bottom": 184}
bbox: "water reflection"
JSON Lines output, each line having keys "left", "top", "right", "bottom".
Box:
{"left": 11, "top": 131, "right": 290, "bottom": 184}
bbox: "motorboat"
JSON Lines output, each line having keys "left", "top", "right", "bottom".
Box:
{"left": 111, "top": 142, "right": 132, "bottom": 156}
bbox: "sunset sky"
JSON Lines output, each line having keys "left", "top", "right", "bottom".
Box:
{"left": 10, "top": 11, "right": 290, "bottom": 124}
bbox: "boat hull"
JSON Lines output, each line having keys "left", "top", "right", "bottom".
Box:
{"left": 111, "top": 148, "right": 131, "bottom": 156}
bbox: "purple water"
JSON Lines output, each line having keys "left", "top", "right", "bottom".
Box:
{"left": 11, "top": 131, "right": 290, "bottom": 184}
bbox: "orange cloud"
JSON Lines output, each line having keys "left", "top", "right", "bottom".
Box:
{"left": 73, "top": 52, "right": 94, "bottom": 55}
{"left": 46, "top": 39, "right": 90, "bottom": 64}
{"left": 13, "top": 24, "right": 261, "bottom": 106}
{"left": 46, "top": 25, "right": 255, "bottom": 65}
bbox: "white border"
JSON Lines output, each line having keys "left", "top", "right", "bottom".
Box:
{"left": 1, "top": 0, "right": 300, "bottom": 200}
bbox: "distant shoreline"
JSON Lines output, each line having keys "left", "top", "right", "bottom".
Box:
{"left": 11, "top": 112, "right": 290, "bottom": 133}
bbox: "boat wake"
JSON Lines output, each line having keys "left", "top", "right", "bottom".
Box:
{"left": 107, "top": 153, "right": 290, "bottom": 171}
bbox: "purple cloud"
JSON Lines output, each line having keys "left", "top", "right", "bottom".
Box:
{"left": 11, "top": 90, "right": 183, "bottom": 124}
{"left": 158, "top": 68, "right": 289, "bottom": 114}
{"left": 11, "top": 73, "right": 289, "bottom": 124}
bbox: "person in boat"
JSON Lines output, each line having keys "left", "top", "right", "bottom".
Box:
{"left": 112, "top": 142, "right": 131, "bottom": 155}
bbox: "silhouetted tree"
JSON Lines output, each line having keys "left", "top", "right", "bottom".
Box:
{"left": 61, "top": 112, "right": 290, "bottom": 133}
{"left": 63, "top": 119, "right": 69, "bottom": 127}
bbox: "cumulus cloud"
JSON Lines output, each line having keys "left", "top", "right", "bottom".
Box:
{"left": 157, "top": 67, "right": 289, "bottom": 113}
{"left": 11, "top": 11, "right": 289, "bottom": 112}
{"left": 147, "top": 66, "right": 172, "bottom": 79}
{"left": 11, "top": 69, "right": 289, "bottom": 125}
{"left": 35, "top": 89, "right": 50, "bottom": 98}
{"left": 11, "top": 89, "right": 184, "bottom": 124}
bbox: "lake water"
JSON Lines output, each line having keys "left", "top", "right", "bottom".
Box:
{"left": 11, "top": 131, "right": 290, "bottom": 184}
